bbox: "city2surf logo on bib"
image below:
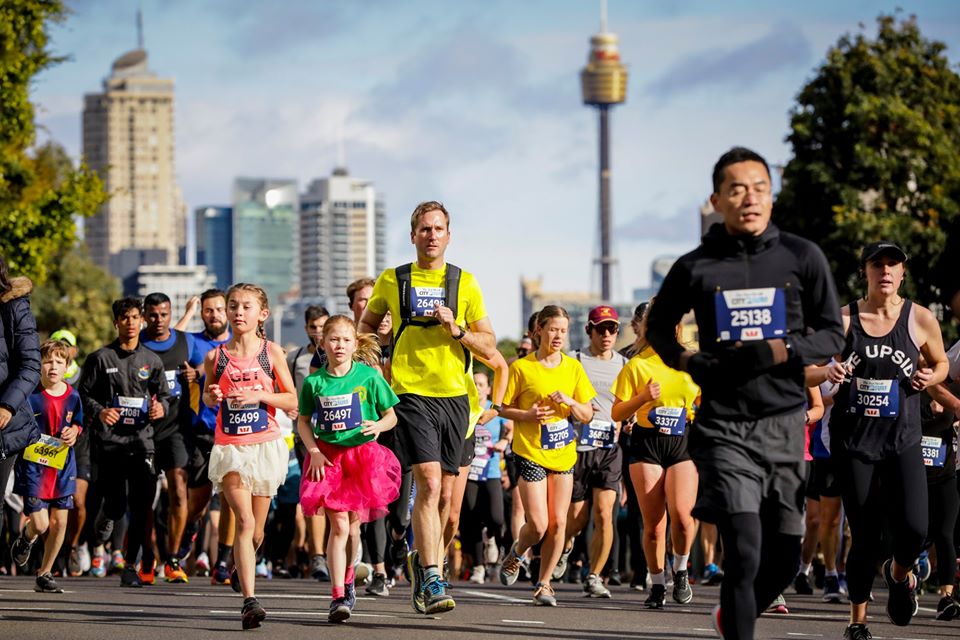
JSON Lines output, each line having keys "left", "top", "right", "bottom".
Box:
{"left": 316, "top": 393, "right": 362, "bottom": 432}
{"left": 409, "top": 287, "right": 445, "bottom": 318}
{"left": 714, "top": 288, "right": 787, "bottom": 342}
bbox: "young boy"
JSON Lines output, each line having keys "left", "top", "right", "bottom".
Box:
{"left": 10, "top": 339, "right": 83, "bottom": 593}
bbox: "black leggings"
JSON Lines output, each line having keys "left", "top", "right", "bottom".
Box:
{"left": 840, "top": 444, "right": 928, "bottom": 605}
{"left": 460, "top": 479, "right": 505, "bottom": 562}
{"left": 927, "top": 474, "right": 959, "bottom": 586}
{"left": 717, "top": 512, "right": 801, "bottom": 640}
{"left": 388, "top": 470, "right": 413, "bottom": 538}
{"left": 362, "top": 517, "right": 387, "bottom": 565}
{"left": 95, "top": 451, "right": 158, "bottom": 566}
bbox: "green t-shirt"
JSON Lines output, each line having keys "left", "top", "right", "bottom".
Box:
{"left": 299, "top": 362, "right": 399, "bottom": 447}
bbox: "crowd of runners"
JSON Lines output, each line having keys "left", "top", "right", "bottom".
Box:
{"left": 1, "top": 147, "right": 959, "bottom": 640}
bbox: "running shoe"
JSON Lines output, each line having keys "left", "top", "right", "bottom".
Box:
{"left": 77, "top": 543, "right": 92, "bottom": 574}
{"left": 230, "top": 567, "right": 242, "bottom": 593}
{"left": 629, "top": 580, "right": 646, "bottom": 592}
{"left": 882, "top": 559, "right": 917, "bottom": 626}
{"left": 406, "top": 550, "right": 425, "bottom": 614}
{"left": 68, "top": 547, "right": 83, "bottom": 577}
{"left": 644, "top": 584, "right": 666, "bottom": 609}
{"left": 936, "top": 595, "right": 960, "bottom": 621}
{"left": 211, "top": 562, "right": 231, "bottom": 586}
{"left": 423, "top": 575, "right": 455, "bottom": 614}
{"left": 711, "top": 604, "right": 724, "bottom": 638}
{"left": 499, "top": 541, "right": 524, "bottom": 586}
{"left": 607, "top": 570, "right": 622, "bottom": 586}
{"left": 533, "top": 582, "right": 557, "bottom": 606}
{"left": 793, "top": 572, "right": 813, "bottom": 595}
{"left": 365, "top": 572, "right": 390, "bottom": 596}
{"left": 177, "top": 520, "right": 200, "bottom": 563}
{"left": 110, "top": 550, "right": 126, "bottom": 574}
{"left": 90, "top": 549, "right": 107, "bottom": 578}
{"left": 138, "top": 559, "right": 156, "bottom": 585}
{"left": 552, "top": 546, "right": 572, "bottom": 581}
{"left": 839, "top": 572, "right": 849, "bottom": 597}
{"left": 584, "top": 573, "right": 611, "bottom": 598}
{"left": 483, "top": 536, "right": 499, "bottom": 564}
{"left": 241, "top": 597, "right": 266, "bottom": 630}
{"left": 766, "top": 593, "right": 789, "bottom": 614}
{"left": 255, "top": 558, "right": 270, "bottom": 578}
{"left": 35, "top": 571, "right": 64, "bottom": 593}
{"left": 673, "top": 570, "right": 693, "bottom": 604}
{"left": 328, "top": 597, "right": 351, "bottom": 623}
{"left": 120, "top": 565, "right": 142, "bottom": 588}
{"left": 843, "top": 623, "right": 872, "bottom": 640}
{"left": 164, "top": 559, "right": 189, "bottom": 584}
{"left": 10, "top": 531, "right": 34, "bottom": 568}
{"left": 390, "top": 537, "right": 408, "bottom": 581}
{"left": 706, "top": 566, "right": 724, "bottom": 586}
{"left": 823, "top": 575, "right": 843, "bottom": 603}
{"left": 914, "top": 551, "right": 931, "bottom": 583}
{"left": 310, "top": 554, "right": 330, "bottom": 582}
{"left": 345, "top": 579, "right": 357, "bottom": 611}
{"left": 468, "top": 565, "right": 486, "bottom": 584}
{"left": 195, "top": 552, "right": 211, "bottom": 577}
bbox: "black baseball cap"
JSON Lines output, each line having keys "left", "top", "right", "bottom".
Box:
{"left": 860, "top": 241, "right": 908, "bottom": 266}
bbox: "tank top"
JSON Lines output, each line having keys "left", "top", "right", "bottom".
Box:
{"left": 830, "top": 300, "right": 920, "bottom": 461}
{"left": 213, "top": 339, "right": 281, "bottom": 446}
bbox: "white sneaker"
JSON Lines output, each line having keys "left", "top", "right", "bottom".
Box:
{"left": 78, "top": 543, "right": 92, "bottom": 573}
{"left": 69, "top": 547, "right": 83, "bottom": 576}
{"left": 483, "top": 536, "right": 499, "bottom": 564}
{"left": 469, "top": 565, "right": 486, "bottom": 584}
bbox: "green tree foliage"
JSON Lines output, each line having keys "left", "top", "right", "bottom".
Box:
{"left": 776, "top": 14, "right": 960, "bottom": 308}
{"left": 0, "top": 1, "right": 106, "bottom": 284}
{"left": 32, "top": 247, "right": 120, "bottom": 360}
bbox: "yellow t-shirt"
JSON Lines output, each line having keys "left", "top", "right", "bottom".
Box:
{"left": 611, "top": 346, "right": 700, "bottom": 430}
{"left": 368, "top": 262, "right": 488, "bottom": 398}
{"left": 505, "top": 352, "right": 597, "bottom": 472}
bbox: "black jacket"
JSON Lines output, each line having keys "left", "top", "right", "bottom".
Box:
{"left": 647, "top": 222, "right": 844, "bottom": 420}
{"left": 0, "top": 277, "right": 41, "bottom": 459}
{"left": 78, "top": 339, "right": 171, "bottom": 453}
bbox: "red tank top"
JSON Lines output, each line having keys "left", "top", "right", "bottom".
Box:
{"left": 213, "top": 340, "right": 281, "bottom": 446}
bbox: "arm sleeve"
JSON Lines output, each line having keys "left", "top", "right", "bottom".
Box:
{"left": 646, "top": 260, "right": 695, "bottom": 369}
{"left": 372, "top": 374, "right": 400, "bottom": 413}
{"left": 78, "top": 353, "right": 106, "bottom": 420}
{"left": 792, "top": 245, "right": 845, "bottom": 365}
{"left": 298, "top": 378, "right": 316, "bottom": 417}
{"left": 0, "top": 297, "right": 41, "bottom": 411}
{"left": 72, "top": 390, "right": 85, "bottom": 433}
{"left": 463, "top": 273, "right": 488, "bottom": 325}
{"left": 186, "top": 333, "right": 203, "bottom": 367}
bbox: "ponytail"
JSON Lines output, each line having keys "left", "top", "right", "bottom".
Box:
{"left": 354, "top": 333, "right": 382, "bottom": 368}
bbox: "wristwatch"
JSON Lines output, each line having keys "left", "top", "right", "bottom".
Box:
{"left": 453, "top": 325, "right": 466, "bottom": 341}
{"left": 490, "top": 403, "right": 502, "bottom": 415}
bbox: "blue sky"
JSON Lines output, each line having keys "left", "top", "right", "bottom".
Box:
{"left": 32, "top": 0, "right": 960, "bottom": 338}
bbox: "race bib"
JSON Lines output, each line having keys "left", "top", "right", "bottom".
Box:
{"left": 469, "top": 425, "right": 494, "bottom": 481}
{"left": 714, "top": 288, "right": 787, "bottom": 342}
{"left": 849, "top": 378, "right": 899, "bottom": 418}
{"left": 409, "top": 286, "right": 445, "bottom": 318}
{"left": 921, "top": 435, "right": 947, "bottom": 468}
{"left": 22, "top": 434, "right": 69, "bottom": 470}
{"left": 222, "top": 397, "right": 269, "bottom": 435}
{"left": 315, "top": 393, "right": 362, "bottom": 433}
{"left": 578, "top": 419, "right": 616, "bottom": 449}
{"left": 112, "top": 395, "right": 148, "bottom": 427}
{"left": 539, "top": 419, "right": 575, "bottom": 450}
{"left": 648, "top": 406, "right": 687, "bottom": 436}
{"left": 164, "top": 370, "right": 182, "bottom": 398}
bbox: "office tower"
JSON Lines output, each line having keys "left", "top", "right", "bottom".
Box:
{"left": 194, "top": 205, "right": 233, "bottom": 291}
{"left": 232, "top": 178, "right": 298, "bottom": 305}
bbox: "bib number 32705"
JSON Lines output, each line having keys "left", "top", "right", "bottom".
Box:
{"left": 714, "top": 288, "right": 787, "bottom": 342}
{"left": 539, "top": 419, "right": 574, "bottom": 450}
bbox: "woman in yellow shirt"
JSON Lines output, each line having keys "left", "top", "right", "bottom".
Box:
{"left": 612, "top": 299, "right": 700, "bottom": 610}
{"left": 498, "top": 305, "right": 596, "bottom": 606}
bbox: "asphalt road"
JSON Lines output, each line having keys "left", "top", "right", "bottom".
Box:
{"left": 0, "top": 574, "right": 956, "bottom": 639}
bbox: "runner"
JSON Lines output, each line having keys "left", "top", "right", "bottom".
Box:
{"left": 358, "top": 201, "right": 497, "bottom": 615}
{"left": 645, "top": 147, "right": 844, "bottom": 639}
{"left": 78, "top": 296, "right": 171, "bottom": 587}
{"left": 202, "top": 283, "right": 297, "bottom": 629}
{"left": 553, "top": 305, "right": 629, "bottom": 599}
{"left": 297, "top": 315, "right": 401, "bottom": 623}
{"left": 611, "top": 299, "right": 699, "bottom": 609}
{"left": 141, "top": 292, "right": 202, "bottom": 583}
{"left": 813, "top": 242, "right": 948, "bottom": 639}
{"left": 498, "top": 305, "right": 596, "bottom": 606}
{"left": 10, "top": 339, "right": 83, "bottom": 593}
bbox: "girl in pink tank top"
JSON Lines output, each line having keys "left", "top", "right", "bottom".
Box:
{"left": 201, "top": 283, "right": 297, "bottom": 630}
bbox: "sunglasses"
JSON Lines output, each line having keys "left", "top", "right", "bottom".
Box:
{"left": 592, "top": 323, "right": 619, "bottom": 335}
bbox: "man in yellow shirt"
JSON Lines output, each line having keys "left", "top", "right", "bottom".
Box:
{"left": 359, "top": 201, "right": 496, "bottom": 615}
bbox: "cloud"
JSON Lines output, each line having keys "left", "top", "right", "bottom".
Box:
{"left": 645, "top": 21, "right": 813, "bottom": 98}
{"left": 614, "top": 203, "right": 704, "bottom": 244}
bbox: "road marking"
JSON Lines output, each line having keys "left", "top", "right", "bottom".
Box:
{"left": 501, "top": 619, "right": 544, "bottom": 624}
{"left": 763, "top": 611, "right": 848, "bottom": 621}
{"left": 787, "top": 634, "right": 824, "bottom": 637}
{"left": 209, "top": 609, "right": 395, "bottom": 619}
{"left": 460, "top": 589, "right": 528, "bottom": 604}
{"left": 0, "top": 589, "right": 74, "bottom": 594}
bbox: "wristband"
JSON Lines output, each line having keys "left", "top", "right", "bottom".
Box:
{"left": 453, "top": 326, "right": 466, "bottom": 341}
{"left": 490, "top": 403, "right": 502, "bottom": 414}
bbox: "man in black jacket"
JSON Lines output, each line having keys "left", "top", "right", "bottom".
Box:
{"left": 646, "top": 147, "right": 844, "bottom": 639}
{"left": 79, "top": 296, "right": 170, "bottom": 587}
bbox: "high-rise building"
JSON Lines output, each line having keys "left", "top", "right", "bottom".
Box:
{"left": 299, "top": 167, "right": 386, "bottom": 310}
{"left": 194, "top": 205, "right": 233, "bottom": 291}
{"left": 82, "top": 47, "right": 183, "bottom": 290}
{"left": 232, "top": 178, "right": 298, "bottom": 305}
{"left": 135, "top": 264, "right": 217, "bottom": 334}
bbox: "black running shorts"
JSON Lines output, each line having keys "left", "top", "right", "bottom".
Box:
{"left": 571, "top": 446, "right": 622, "bottom": 501}
{"left": 393, "top": 394, "right": 470, "bottom": 474}
{"left": 628, "top": 428, "right": 691, "bottom": 469}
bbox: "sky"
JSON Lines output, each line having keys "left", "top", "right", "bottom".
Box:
{"left": 32, "top": 0, "right": 960, "bottom": 338}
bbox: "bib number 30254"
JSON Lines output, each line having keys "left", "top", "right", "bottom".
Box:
{"left": 714, "top": 288, "right": 787, "bottom": 342}
{"left": 849, "top": 378, "right": 899, "bottom": 418}
{"left": 539, "top": 419, "right": 574, "bottom": 450}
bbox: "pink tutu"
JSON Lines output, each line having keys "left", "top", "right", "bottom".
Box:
{"left": 300, "top": 439, "right": 401, "bottom": 523}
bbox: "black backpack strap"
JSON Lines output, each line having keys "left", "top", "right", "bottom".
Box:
{"left": 396, "top": 263, "right": 413, "bottom": 321}
{"left": 444, "top": 264, "right": 461, "bottom": 319}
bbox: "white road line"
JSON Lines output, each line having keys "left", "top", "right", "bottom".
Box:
{"left": 763, "top": 611, "right": 848, "bottom": 621}
{"left": 0, "top": 589, "right": 74, "bottom": 594}
{"left": 787, "top": 634, "right": 824, "bottom": 637}
{"left": 209, "top": 609, "right": 395, "bottom": 619}
{"left": 0, "top": 607, "right": 144, "bottom": 613}
{"left": 460, "top": 589, "right": 528, "bottom": 604}
{"left": 501, "top": 619, "right": 544, "bottom": 624}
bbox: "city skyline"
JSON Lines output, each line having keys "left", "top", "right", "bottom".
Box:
{"left": 33, "top": 0, "right": 960, "bottom": 337}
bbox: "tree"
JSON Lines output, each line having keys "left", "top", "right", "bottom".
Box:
{"left": 0, "top": 1, "right": 106, "bottom": 284}
{"left": 776, "top": 14, "right": 960, "bottom": 311}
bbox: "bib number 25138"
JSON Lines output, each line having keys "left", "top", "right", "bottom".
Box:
{"left": 714, "top": 288, "right": 787, "bottom": 342}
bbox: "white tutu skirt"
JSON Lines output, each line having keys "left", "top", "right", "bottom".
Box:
{"left": 208, "top": 438, "right": 289, "bottom": 497}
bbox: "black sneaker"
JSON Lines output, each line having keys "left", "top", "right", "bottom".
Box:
{"left": 882, "top": 559, "right": 917, "bottom": 626}
{"left": 673, "top": 570, "right": 693, "bottom": 604}
{"left": 793, "top": 572, "right": 813, "bottom": 595}
{"left": 366, "top": 572, "right": 389, "bottom": 597}
{"left": 35, "top": 572, "right": 64, "bottom": 593}
{"left": 328, "top": 597, "right": 351, "bottom": 623}
{"left": 10, "top": 531, "right": 34, "bottom": 568}
{"left": 936, "top": 595, "right": 960, "bottom": 621}
{"left": 390, "top": 536, "right": 408, "bottom": 579}
{"left": 644, "top": 584, "right": 666, "bottom": 609}
{"left": 607, "top": 570, "right": 622, "bottom": 586}
{"left": 822, "top": 574, "right": 842, "bottom": 603}
{"left": 241, "top": 597, "right": 266, "bottom": 630}
{"left": 843, "top": 623, "right": 872, "bottom": 640}
{"left": 120, "top": 565, "right": 142, "bottom": 588}
{"left": 231, "top": 567, "right": 242, "bottom": 593}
